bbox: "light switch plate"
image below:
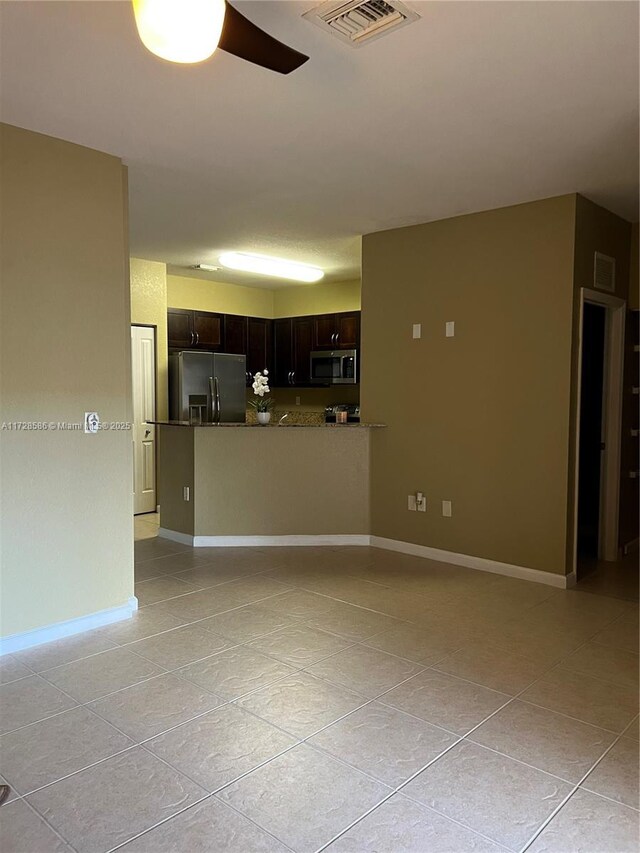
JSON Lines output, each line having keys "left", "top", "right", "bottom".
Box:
{"left": 183, "top": 486, "right": 190, "bottom": 502}
{"left": 445, "top": 321, "right": 455, "bottom": 338}
{"left": 84, "top": 412, "right": 100, "bottom": 434}
{"left": 412, "top": 323, "right": 422, "bottom": 339}
{"left": 408, "top": 495, "right": 417, "bottom": 511}
{"left": 442, "top": 500, "right": 452, "bottom": 517}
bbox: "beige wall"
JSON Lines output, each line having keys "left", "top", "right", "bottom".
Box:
{"left": 157, "top": 426, "right": 370, "bottom": 537}
{"left": 273, "top": 279, "right": 361, "bottom": 318}
{"left": 167, "top": 274, "right": 273, "bottom": 318}
{"left": 361, "top": 195, "right": 577, "bottom": 575}
{"left": 131, "top": 258, "right": 169, "bottom": 420}
{"left": 0, "top": 124, "right": 134, "bottom": 638}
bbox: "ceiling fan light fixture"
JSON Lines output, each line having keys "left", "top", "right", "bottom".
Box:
{"left": 219, "top": 252, "right": 324, "bottom": 283}
{"left": 132, "top": 0, "right": 226, "bottom": 64}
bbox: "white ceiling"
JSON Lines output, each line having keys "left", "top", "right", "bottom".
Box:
{"left": 1, "top": 1, "right": 638, "bottom": 289}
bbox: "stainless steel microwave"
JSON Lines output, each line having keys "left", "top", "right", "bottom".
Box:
{"left": 310, "top": 350, "right": 358, "bottom": 385}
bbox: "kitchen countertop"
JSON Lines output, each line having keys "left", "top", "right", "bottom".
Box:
{"left": 148, "top": 420, "right": 385, "bottom": 428}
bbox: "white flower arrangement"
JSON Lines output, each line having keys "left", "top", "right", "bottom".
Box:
{"left": 248, "top": 370, "right": 274, "bottom": 413}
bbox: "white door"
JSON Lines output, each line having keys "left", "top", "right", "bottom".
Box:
{"left": 131, "top": 325, "right": 156, "bottom": 515}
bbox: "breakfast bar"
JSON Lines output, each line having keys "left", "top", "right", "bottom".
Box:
{"left": 153, "top": 422, "right": 384, "bottom": 544}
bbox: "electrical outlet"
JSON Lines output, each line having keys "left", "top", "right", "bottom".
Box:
{"left": 183, "top": 486, "right": 190, "bottom": 502}
{"left": 412, "top": 323, "right": 422, "bottom": 339}
{"left": 445, "top": 321, "right": 455, "bottom": 337}
{"left": 296, "top": 396, "right": 301, "bottom": 406}
{"left": 408, "top": 494, "right": 417, "bottom": 511}
{"left": 442, "top": 500, "right": 452, "bottom": 517}
{"left": 417, "top": 492, "right": 427, "bottom": 512}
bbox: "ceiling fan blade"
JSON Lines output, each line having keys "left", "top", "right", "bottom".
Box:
{"left": 218, "top": 2, "right": 309, "bottom": 74}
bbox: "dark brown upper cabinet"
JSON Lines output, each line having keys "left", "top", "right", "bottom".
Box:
{"left": 246, "top": 317, "right": 272, "bottom": 379}
{"left": 168, "top": 308, "right": 224, "bottom": 351}
{"left": 224, "top": 314, "right": 248, "bottom": 357}
{"left": 313, "top": 311, "right": 360, "bottom": 350}
{"left": 272, "top": 317, "right": 315, "bottom": 387}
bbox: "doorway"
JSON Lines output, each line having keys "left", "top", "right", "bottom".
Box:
{"left": 131, "top": 324, "right": 157, "bottom": 516}
{"left": 574, "top": 289, "right": 626, "bottom": 579}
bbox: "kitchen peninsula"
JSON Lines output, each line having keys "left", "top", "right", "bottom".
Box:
{"left": 154, "top": 421, "right": 384, "bottom": 545}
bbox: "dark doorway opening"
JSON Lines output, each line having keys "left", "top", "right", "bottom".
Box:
{"left": 577, "top": 302, "right": 606, "bottom": 569}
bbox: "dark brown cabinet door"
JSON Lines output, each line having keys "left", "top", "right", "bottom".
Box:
{"left": 292, "top": 317, "right": 314, "bottom": 385}
{"left": 314, "top": 315, "right": 337, "bottom": 349}
{"left": 193, "top": 311, "right": 224, "bottom": 350}
{"left": 168, "top": 309, "right": 194, "bottom": 349}
{"left": 247, "top": 317, "right": 272, "bottom": 379}
{"left": 273, "top": 318, "right": 293, "bottom": 387}
{"left": 336, "top": 312, "right": 360, "bottom": 348}
{"left": 313, "top": 312, "right": 361, "bottom": 349}
{"left": 225, "top": 314, "right": 248, "bottom": 356}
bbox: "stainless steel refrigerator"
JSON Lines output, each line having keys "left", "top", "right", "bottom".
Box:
{"left": 169, "top": 351, "right": 246, "bottom": 423}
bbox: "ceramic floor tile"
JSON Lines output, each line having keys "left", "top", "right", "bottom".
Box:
{"left": 260, "top": 589, "right": 337, "bottom": 619}
{"left": 127, "top": 625, "right": 231, "bottom": 669}
{"left": 13, "top": 632, "right": 119, "bottom": 673}
{"left": 221, "top": 575, "right": 293, "bottom": 605}
{"left": 245, "top": 623, "right": 351, "bottom": 667}
{"left": 236, "top": 671, "right": 367, "bottom": 738}
{"left": 520, "top": 667, "right": 639, "bottom": 732}
{"left": 134, "top": 559, "right": 173, "bottom": 581}
{"left": 155, "top": 587, "right": 247, "bottom": 621}
{"left": 364, "top": 623, "right": 466, "bottom": 665}
{"left": 527, "top": 788, "right": 640, "bottom": 853}
{"left": 118, "top": 796, "right": 291, "bottom": 853}
{"left": 0, "top": 706, "right": 132, "bottom": 794}
{"left": 198, "top": 604, "right": 297, "bottom": 643}
{"left": 558, "top": 642, "right": 639, "bottom": 689}
{"left": 89, "top": 673, "right": 223, "bottom": 742}
{"left": 470, "top": 700, "right": 616, "bottom": 783}
{"left": 134, "top": 575, "right": 202, "bottom": 607}
{"left": 171, "top": 564, "right": 260, "bottom": 589}
{"left": 27, "top": 747, "right": 206, "bottom": 853}
{"left": 582, "top": 737, "right": 640, "bottom": 808}
{"left": 146, "top": 704, "right": 296, "bottom": 792}
{"left": 306, "top": 644, "right": 424, "bottom": 698}
{"left": 42, "top": 647, "right": 163, "bottom": 703}
{"left": 325, "top": 793, "right": 507, "bottom": 853}
{"left": 0, "top": 799, "right": 72, "bottom": 853}
{"left": 402, "top": 741, "right": 572, "bottom": 851}
{"left": 306, "top": 603, "right": 404, "bottom": 642}
{"left": 0, "top": 655, "right": 32, "bottom": 685}
{"left": 0, "top": 773, "right": 19, "bottom": 802}
{"left": 381, "top": 670, "right": 509, "bottom": 735}
{"left": 625, "top": 715, "right": 639, "bottom": 741}
{"left": 0, "top": 676, "right": 77, "bottom": 735}
{"left": 309, "top": 701, "right": 458, "bottom": 787}
{"left": 433, "top": 643, "right": 551, "bottom": 695}
{"left": 134, "top": 539, "right": 188, "bottom": 561}
{"left": 218, "top": 743, "right": 390, "bottom": 853}
{"left": 179, "top": 646, "right": 296, "bottom": 700}
{"left": 591, "top": 615, "right": 639, "bottom": 653}
{"left": 99, "top": 606, "right": 188, "bottom": 644}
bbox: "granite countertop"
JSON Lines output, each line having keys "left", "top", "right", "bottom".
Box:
{"left": 148, "top": 420, "right": 385, "bottom": 428}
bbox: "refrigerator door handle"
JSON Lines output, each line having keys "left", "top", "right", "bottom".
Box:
{"left": 209, "top": 376, "right": 221, "bottom": 423}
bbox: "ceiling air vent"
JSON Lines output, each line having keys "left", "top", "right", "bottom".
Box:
{"left": 302, "top": 0, "right": 420, "bottom": 48}
{"left": 594, "top": 251, "right": 616, "bottom": 293}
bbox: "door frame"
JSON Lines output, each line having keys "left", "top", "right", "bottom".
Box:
{"left": 572, "top": 288, "right": 626, "bottom": 569}
{"left": 131, "top": 323, "right": 158, "bottom": 515}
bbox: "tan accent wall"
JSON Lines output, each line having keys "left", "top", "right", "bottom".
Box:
{"left": 131, "top": 258, "right": 168, "bottom": 420}
{"left": 273, "top": 279, "right": 361, "bottom": 318}
{"left": 361, "top": 195, "right": 577, "bottom": 575}
{"left": 167, "top": 274, "right": 274, "bottom": 318}
{"left": 157, "top": 426, "right": 370, "bottom": 537}
{"left": 0, "top": 124, "right": 133, "bottom": 637}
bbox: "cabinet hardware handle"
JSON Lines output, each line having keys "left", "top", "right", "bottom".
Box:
{"left": 335, "top": 332, "right": 339, "bottom": 345}
{"left": 292, "top": 371, "right": 296, "bottom": 384}
{"left": 195, "top": 331, "right": 199, "bottom": 345}
{"left": 190, "top": 331, "right": 195, "bottom": 346}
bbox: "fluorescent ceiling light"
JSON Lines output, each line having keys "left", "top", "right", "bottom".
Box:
{"left": 132, "top": 0, "right": 226, "bottom": 64}
{"left": 193, "top": 264, "right": 220, "bottom": 272}
{"left": 218, "top": 252, "right": 324, "bottom": 283}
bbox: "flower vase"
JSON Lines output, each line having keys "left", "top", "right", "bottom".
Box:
{"left": 257, "top": 411, "right": 271, "bottom": 425}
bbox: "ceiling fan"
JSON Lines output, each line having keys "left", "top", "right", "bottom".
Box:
{"left": 132, "top": 0, "right": 309, "bottom": 74}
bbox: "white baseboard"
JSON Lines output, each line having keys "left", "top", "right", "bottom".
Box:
{"left": 370, "top": 536, "right": 572, "bottom": 588}
{"left": 192, "top": 534, "right": 371, "bottom": 547}
{"left": 158, "top": 528, "right": 195, "bottom": 545}
{"left": 0, "top": 597, "right": 138, "bottom": 657}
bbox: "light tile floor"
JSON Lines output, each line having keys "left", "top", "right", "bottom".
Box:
{"left": 1, "top": 540, "right": 638, "bottom": 853}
